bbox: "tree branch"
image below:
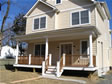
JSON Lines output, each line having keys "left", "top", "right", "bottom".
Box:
{"left": 1, "top": 0, "right": 10, "bottom": 33}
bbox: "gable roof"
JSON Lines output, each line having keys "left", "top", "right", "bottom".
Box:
{"left": 91, "top": 0, "right": 111, "bottom": 20}
{"left": 100, "top": 2, "right": 111, "bottom": 20}
{"left": 24, "top": 0, "right": 58, "bottom": 17}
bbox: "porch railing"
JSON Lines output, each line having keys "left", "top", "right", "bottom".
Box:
{"left": 45, "top": 55, "right": 49, "bottom": 70}
{"left": 18, "top": 56, "right": 29, "bottom": 64}
{"left": 65, "top": 55, "right": 96, "bottom": 67}
{"left": 18, "top": 55, "right": 44, "bottom": 65}
{"left": 31, "top": 56, "right": 44, "bottom": 65}
{"left": 42, "top": 54, "right": 52, "bottom": 76}
{"left": 57, "top": 54, "right": 65, "bottom": 77}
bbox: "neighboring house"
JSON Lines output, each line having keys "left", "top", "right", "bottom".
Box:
{"left": 14, "top": 0, "right": 112, "bottom": 77}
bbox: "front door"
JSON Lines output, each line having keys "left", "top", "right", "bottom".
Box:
{"left": 60, "top": 43, "right": 73, "bottom": 66}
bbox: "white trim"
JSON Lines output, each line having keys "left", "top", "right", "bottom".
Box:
{"left": 32, "top": 15, "right": 47, "bottom": 31}
{"left": 13, "top": 64, "right": 42, "bottom": 68}
{"left": 63, "top": 67, "right": 97, "bottom": 71}
{"left": 70, "top": 9, "right": 91, "bottom": 28}
{"left": 17, "top": 30, "right": 93, "bottom": 41}
{"left": 89, "top": 34, "right": 93, "bottom": 67}
{"left": 55, "top": 0, "right": 62, "bottom": 5}
{"left": 54, "top": 13, "right": 57, "bottom": 30}
{"left": 59, "top": 42, "right": 73, "bottom": 59}
{"left": 45, "top": 38, "right": 48, "bottom": 60}
{"left": 80, "top": 40, "right": 89, "bottom": 59}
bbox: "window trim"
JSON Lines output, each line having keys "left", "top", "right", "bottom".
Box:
{"left": 70, "top": 9, "right": 91, "bottom": 27}
{"left": 55, "top": 0, "right": 62, "bottom": 5}
{"left": 32, "top": 15, "right": 47, "bottom": 31}
{"left": 80, "top": 40, "right": 89, "bottom": 59}
{"left": 34, "top": 43, "right": 45, "bottom": 56}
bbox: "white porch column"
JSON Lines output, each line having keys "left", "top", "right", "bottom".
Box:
{"left": 29, "top": 54, "right": 31, "bottom": 65}
{"left": 45, "top": 38, "right": 48, "bottom": 60}
{"left": 49, "top": 54, "right": 52, "bottom": 66}
{"left": 15, "top": 42, "right": 19, "bottom": 64}
{"left": 89, "top": 34, "right": 94, "bottom": 67}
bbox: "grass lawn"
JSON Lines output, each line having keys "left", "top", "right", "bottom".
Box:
{"left": 0, "top": 69, "right": 98, "bottom": 84}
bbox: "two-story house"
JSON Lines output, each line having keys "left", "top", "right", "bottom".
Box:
{"left": 14, "top": 0, "right": 112, "bottom": 77}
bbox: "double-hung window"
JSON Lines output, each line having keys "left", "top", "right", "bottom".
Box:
{"left": 56, "top": 0, "right": 61, "bottom": 4}
{"left": 35, "top": 44, "right": 45, "bottom": 57}
{"left": 80, "top": 40, "right": 89, "bottom": 58}
{"left": 34, "top": 16, "right": 46, "bottom": 30}
{"left": 71, "top": 10, "right": 89, "bottom": 26}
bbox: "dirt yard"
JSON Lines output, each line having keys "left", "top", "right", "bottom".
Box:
{"left": 0, "top": 70, "right": 99, "bottom": 84}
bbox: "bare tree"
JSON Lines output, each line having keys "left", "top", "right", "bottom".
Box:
{"left": 1, "top": 0, "right": 10, "bottom": 33}
{"left": 0, "top": 0, "right": 10, "bottom": 46}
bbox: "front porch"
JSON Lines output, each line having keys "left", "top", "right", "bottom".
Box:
{"left": 14, "top": 27, "right": 99, "bottom": 77}
{"left": 14, "top": 35, "right": 97, "bottom": 71}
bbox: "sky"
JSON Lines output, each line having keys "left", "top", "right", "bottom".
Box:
{"left": 0, "top": 0, "right": 112, "bottom": 29}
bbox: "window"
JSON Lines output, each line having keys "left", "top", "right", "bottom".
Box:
{"left": 71, "top": 10, "right": 89, "bottom": 26}
{"left": 35, "top": 44, "right": 45, "bottom": 57}
{"left": 81, "top": 41, "right": 88, "bottom": 58}
{"left": 56, "top": 0, "right": 61, "bottom": 4}
{"left": 34, "top": 18, "right": 39, "bottom": 29}
{"left": 72, "top": 12, "right": 79, "bottom": 25}
{"left": 81, "top": 10, "right": 89, "bottom": 24}
{"left": 40, "top": 17, "right": 46, "bottom": 28}
{"left": 34, "top": 16, "right": 46, "bottom": 30}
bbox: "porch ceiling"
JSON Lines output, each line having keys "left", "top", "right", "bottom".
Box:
{"left": 15, "top": 26, "right": 100, "bottom": 42}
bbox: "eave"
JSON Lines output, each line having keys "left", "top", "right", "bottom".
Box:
{"left": 100, "top": 2, "right": 111, "bottom": 20}
{"left": 96, "top": 2, "right": 106, "bottom": 20}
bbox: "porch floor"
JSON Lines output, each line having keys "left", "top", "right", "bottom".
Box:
{"left": 13, "top": 64, "right": 97, "bottom": 71}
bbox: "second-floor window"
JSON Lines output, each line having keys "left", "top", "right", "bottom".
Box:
{"left": 34, "top": 16, "right": 46, "bottom": 30}
{"left": 56, "top": 0, "right": 61, "bottom": 4}
{"left": 71, "top": 10, "right": 89, "bottom": 26}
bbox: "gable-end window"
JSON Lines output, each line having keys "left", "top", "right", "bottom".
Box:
{"left": 34, "top": 16, "right": 46, "bottom": 30}
{"left": 40, "top": 17, "right": 46, "bottom": 28}
{"left": 72, "top": 12, "right": 79, "bottom": 25}
{"left": 56, "top": 0, "right": 61, "bottom": 4}
{"left": 35, "top": 44, "right": 45, "bottom": 57}
{"left": 81, "top": 10, "right": 89, "bottom": 24}
{"left": 34, "top": 18, "right": 39, "bottom": 29}
{"left": 71, "top": 10, "right": 89, "bottom": 26}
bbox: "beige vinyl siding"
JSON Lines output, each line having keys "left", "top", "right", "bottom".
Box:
{"left": 27, "top": 43, "right": 34, "bottom": 56}
{"left": 96, "top": 8, "right": 111, "bottom": 68}
{"left": 26, "top": 12, "right": 55, "bottom": 34}
{"left": 28, "top": 2, "right": 53, "bottom": 16}
{"left": 93, "top": 38, "right": 97, "bottom": 56}
{"left": 56, "top": 6, "right": 96, "bottom": 29}
{"left": 46, "top": 0, "right": 92, "bottom": 10}
{"left": 109, "top": 48, "right": 112, "bottom": 66}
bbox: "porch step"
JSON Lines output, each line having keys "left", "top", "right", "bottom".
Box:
{"left": 43, "top": 73, "right": 56, "bottom": 77}
{"left": 47, "top": 68, "right": 57, "bottom": 72}
{"left": 45, "top": 67, "right": 57, "bottom": 77}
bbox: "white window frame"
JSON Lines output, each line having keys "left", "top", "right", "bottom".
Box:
{"left": 33, "top": 15, "right": 47, "bottom": 31}
{"left": 80, "top": 40, "right": 89, "bottom": 59}
{"left": 34, "top": 43, "right": 45, "bottom": 56}
{"left": 55, "top": 0, "right": 62, "bottom": 5}
{"left": 70, "top": 9, "right": 91, "bottom": 27}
